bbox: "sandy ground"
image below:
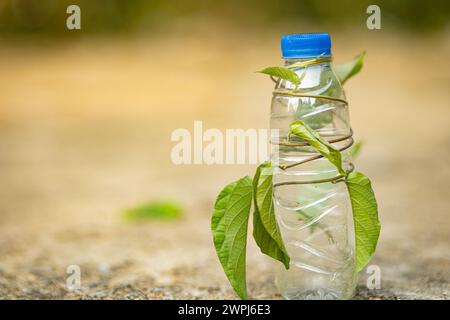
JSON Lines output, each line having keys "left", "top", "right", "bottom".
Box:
{"left": 0, "top": 30, "right": 449, "bottom": 299}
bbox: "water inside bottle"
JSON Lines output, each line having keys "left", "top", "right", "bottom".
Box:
{"left": 271, "top": 111, "right": 357, "bottom": 300}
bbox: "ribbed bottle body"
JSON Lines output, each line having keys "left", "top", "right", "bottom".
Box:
{"left": 271, "top": 61, "right": 357, "bottom": 299}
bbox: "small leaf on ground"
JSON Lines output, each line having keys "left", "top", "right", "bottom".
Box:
{"left": 211, "top": 176, "right": 253, "bottom": 299}
{"left": 289, "top": 120, "right": 345, "bottom": 175}
{"left": 334, "top": 51, "right": 366, "bottom": 85}
{"left": 124, "top": 200, "right": 182, "bottom": 221}
{"left": 346, "top": 171, "right": 381, "bottom": 272}
{"left": 252, "top": 162, "right": 290, "bottom": 269}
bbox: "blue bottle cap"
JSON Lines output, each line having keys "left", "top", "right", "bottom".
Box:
{"left": 281, "top": 33, "right": 331, "bottom": 59}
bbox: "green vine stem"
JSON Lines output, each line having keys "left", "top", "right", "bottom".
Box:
{"left": 272, "top": 91, "right": 348, "bottom": 104}
{"left": 277, "top": 136, "right": 353, "bottom": 171}
{"left": 273, "top": 163, "right": 354, "bottom": 188}
{"left": 270, "top": 56, "right": 354, "bottom": 246}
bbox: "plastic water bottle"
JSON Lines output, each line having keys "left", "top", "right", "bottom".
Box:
{"left": 271, "top": 33, "right": 357, "bottom": 300}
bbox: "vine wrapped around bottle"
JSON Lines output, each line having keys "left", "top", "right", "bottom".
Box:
{"left": 211, "top": 51, "right": 380, "bottom": 300}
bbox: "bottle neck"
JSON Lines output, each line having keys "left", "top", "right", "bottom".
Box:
{"left": 283, "top": 56, "right": 332, "bottom": 67}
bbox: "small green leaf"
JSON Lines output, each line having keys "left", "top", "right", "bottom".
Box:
{"left": 252, "top": 162, "right": 290, "bottom": 269}
{"left": 211, "top": 176, "right": 253, "bottom": 299}
{"left": 349, "top": 140, "right": 364, "bottom": 159}
{"left": 346, "top": 171, "right": 381, "bottom": 272}
{"left": 258, "top": 66, "right": 301, "bottom": 86}
{"left": 289, "top": 120, "right": 345, "bottom": 176}
{"left": 124, "top": 200, "right": 182, "bottom": 221}
{"left": 334, "top": 51, "right": 366, "bottom": 85}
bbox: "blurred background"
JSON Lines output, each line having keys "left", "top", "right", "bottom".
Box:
{"left": 0, "top": 0, "right": 449, "bottom": 299}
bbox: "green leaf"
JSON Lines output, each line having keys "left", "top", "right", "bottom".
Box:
{"left": 346, "top": 171, "right": 381, "bottom": 272}
{"left": 289, "top": 120, "right": 345, "bottom": 176}
{"left": 349, "top": 140, "right": 364, "bottom": 159}
{"left": 252, "top": 162, "right": 290, "bottom": 269}
{"left": 258, "top": 66, "right": 301, "bottom": 86}
{"left": 334, "top": 51, "right": 366, "bottom": 85}
{"left": 124, "top": 200, "right": 182, "bottom": 221}
{"left": 211, "top": 176, "right": 253, "bottom": 299}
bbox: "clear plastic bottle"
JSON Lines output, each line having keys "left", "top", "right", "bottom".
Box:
{"left": 270, "top": 33, "right": 357, "bottom": 300}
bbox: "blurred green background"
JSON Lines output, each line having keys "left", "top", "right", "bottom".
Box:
{"left": 0, "top": 0, "right": 449, "bottom": 36}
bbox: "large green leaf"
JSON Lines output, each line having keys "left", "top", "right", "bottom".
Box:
{"left": 211, "top": 176, "right": 253, "bottom": 299}
{"left": 289, "top": 120, "right": 345, "bottom": 176}
{"left": 252, "top": 162, "right": 290, "bottom": 269}
{"left": 258, "top": 66, "right": 301, "bottom": 86}
{"left": 334, "top": 51, "right": 366, "bottom": 85}
{"left": 346, "top": 171, "right": 381, "bottom": 272}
